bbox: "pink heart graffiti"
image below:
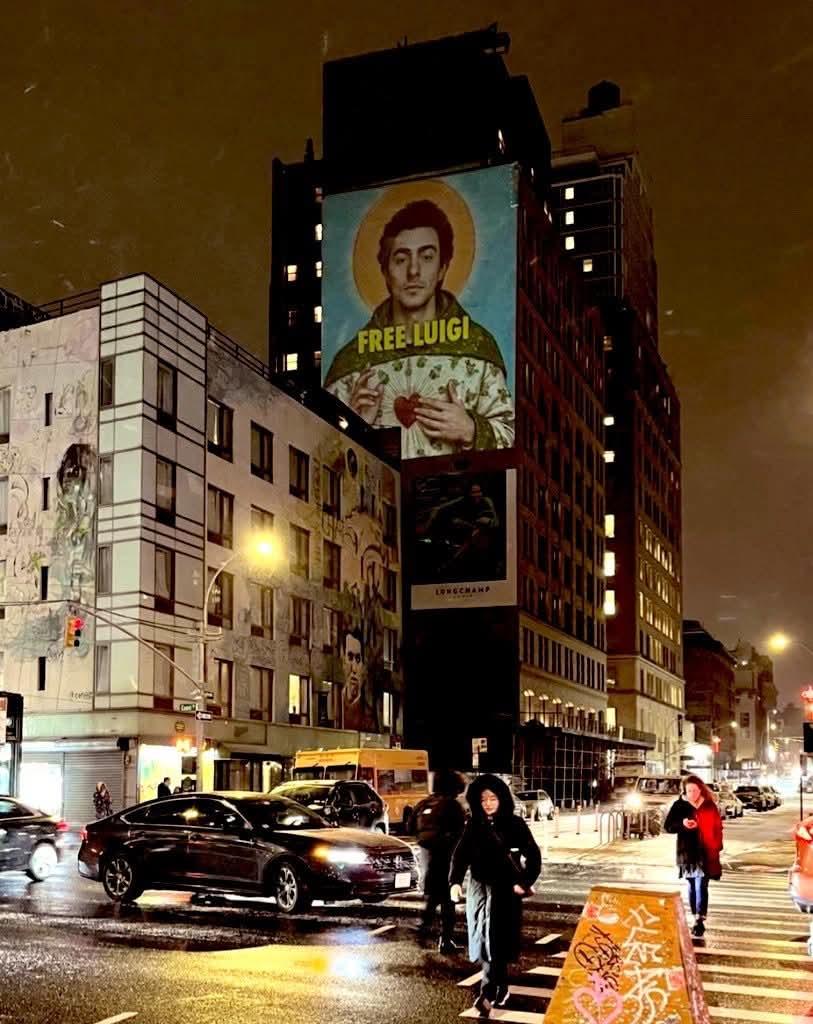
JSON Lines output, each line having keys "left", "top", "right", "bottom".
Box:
{"left": 572, "top": 974, "right": 624, "bottom": 1024}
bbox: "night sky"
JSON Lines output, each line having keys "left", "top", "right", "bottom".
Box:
{"left": 3, "top": 2, "right": 812, "bottom": 700}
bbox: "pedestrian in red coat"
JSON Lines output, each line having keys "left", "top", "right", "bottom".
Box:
{"left": 664, "top": 774, "right": 723, "bottom": 936}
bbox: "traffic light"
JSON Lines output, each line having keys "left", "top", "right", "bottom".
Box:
{"left": 64, "top": 615, "right": 85, "bottom": 649}
{"left": 804, "top": 722, "right": 813, "bottom": 755}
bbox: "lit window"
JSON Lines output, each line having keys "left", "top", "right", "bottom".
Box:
{"left": 605, "top": 514, "right": 615, "bottom": 539}
{"left": 314, "top": 223, "right": 323, "bottom": 241}
{"left": 604, "top": 552, "right": 616, "bottom": 578}
{"left": 314, "top": 350, "right": 322, "bottom": 365}
{"left": 314, "top": 305, "right": 323, "bottom": 324}
{"left": 285, "top": 264, "right": 297, "bottom": 282}
{"left": 497, "top": 128, "right": 506, "bottom": 154}
{"left": 583, "top": 258, "right": 593, "bottom": 273}
{"left": 565, "top": 186, "right": 575, "bottom": 200}
{"left": 315, "top": 260, "right": 322, "bottom": 278}
{"left": 604, "top": 450, "right": 615, "bottom": 463}
{"left": 604, "top": 590, "right": 617, "bottom": 616}
{"left": 565, "top": 211, "right": 575, "bottom": 225}
{"left": 284, "top": 353, "right": 299, "bottom": 372}
{"left": 565, "top": 236, "right": 575, "bottom": 251}
{"left": 603, "top": 415, "right": 615, "bottom": 426}
{"left": 603, "top": 335, "right": 613, "bottom": 351}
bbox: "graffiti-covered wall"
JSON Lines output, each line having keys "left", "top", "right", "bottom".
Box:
{"left": 0, "top": 309, "right": 99, "bottom": 711}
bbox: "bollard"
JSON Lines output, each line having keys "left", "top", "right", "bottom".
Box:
{"left": 576, "top": 802, "right": 582, "bottom": 835}
{"left": 553, "top": 805, "right": 560, "bottom": 838}
{"left": 594, "top": 801, "right": 600, "bottom": 832}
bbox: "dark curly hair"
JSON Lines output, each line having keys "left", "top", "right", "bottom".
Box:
{"left": 377, "top": 199, "right": 454, "bottom": 273}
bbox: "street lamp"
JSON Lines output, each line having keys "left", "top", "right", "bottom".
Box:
{"left": 196, "top": 533, "right": 276, "bottom": 784}
{"left": 768, "top": 633, "right": 813, "bottom": 658}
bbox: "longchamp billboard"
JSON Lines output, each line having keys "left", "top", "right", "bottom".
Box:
{"left": 322, "top": 164, "right": 517, "bottom": 460}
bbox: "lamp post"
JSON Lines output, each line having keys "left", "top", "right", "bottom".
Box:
{"left": 196, "top": 535, "right": 275, "bottom": 787}
{"left": 767, "top": 633, "right": 813, "bottom": 819}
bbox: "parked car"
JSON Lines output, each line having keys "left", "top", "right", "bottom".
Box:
{"left": 735, "top": 785, "right": 769, "bottom": 811}
{"left": 270, "top": 780, "right": 388, "bottom": 832}
{"left": 515, "top": 789, "right": 555, "bottom": 821}
{"left": 78, "top": 792, "right": 417, "bottom": 912}
{"left": 709, "top": 782, "right": 743, "bottom": 819}
{"left": 766, "top": 785, "right": 783, "bottom": 808}
{"left": 623, "top": 775, "right": 683, "bottom": 813}
{"left": 0, "top": 797, "right": 67, "bottom": 881}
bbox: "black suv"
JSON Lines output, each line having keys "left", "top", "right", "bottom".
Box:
{"left": 271, "top": 780, "right": 388, "bottom": 832}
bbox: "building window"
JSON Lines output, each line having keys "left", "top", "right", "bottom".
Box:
{"left": 154, "top": 545, "right": 174, "bottom": 612}
{"left": 384, "top": 568, "right": 397, "bottom": 611}
{"left": 207, "top": 399, "right": 233, "bottom": 461}
{"left": 95, "top": 643, "right": 111, "bottom": 694}
{"left": 289, "top": 446, "right": 309, "bottom": 500}
{"left": 99, "top": 357, "right": 115, "bottom": 408}
{"left": 207, "top": 485, "right": 234, "bottom": 548}
{"left": 251, "top": 505, "right": 274, "bottom": 535}
{"left": 322, "top": 466, "right": 341, "bottom": 517}
{"left": 290, "top": 524, "right": 310, "bottom": 577}
{"left": 156, "top": 360, "right": 176, "bottom": 428}
{"left": 604, "top": 450, "right": 615, "bottom": 463}
{"left": 603, "top": 415, "right": 615, "bottom": 426}
{"left": 207, "top": 568, "right": 233, "bottom": 629}
{"left": 324, "top": 607, "right": 340, "bottom": 652}
{"left": 565, "top": 210, "right": 575, "bottom": 225}
{"left": 314, "top": 680, "right": 339, "bottom": 729}
{"left": 156, "top": 458, "right": 176, "bottom": 524}
{"left": 0, "top": 387, "right": 10, "bottom": 443}
{"left": 99, "top": 456, "right": 113, "bottom": 507}
{"left": 284, "top": 352, "right": 299, "bottom": 371}
{"left": 211, "top": 659, "right": 233, "bottom": 716}
{"left": 314, "top": 223, "right": 322, "bottom": 241}
{"left": 384, "top": 627, "right": 397, "bottom": 670}
{"left": 605, "top": 513, "right": 615, "bottom": 539}
{"left": 290, "top": 596, "right": 311, "bottom": 644}
{"left": 249, "top": 666, "right": 273, "bottom": 721}
{"left": 583, "top": 258, "right": 593, "bottom": 273}
{"left": 287, "top": 309, "right": 298, "bottom": 329}
{"left": 564, "top": 186, "right": 575, "bottom": 200}
{"left": 154, "top": 643, "right": 174, "bottom": 698}
{"left": 314, "top": 305, "right": 323, "bottom": 324}
{"left": 97, "top": 545, "right": 112, "bottom": 595}
{"left": 37, "top": 656, "right": 46, "bottom": 692}
{"left": 40, "top": 564, "right": 49, "bottom": 601}
{"left": 0, "top": 477, "right": 6, "bottom": 535}
{"left": 496, "top": 128, "right": 506, "bottom": 153}
{"left": 249, "top": 582, "right": 273, "bottom": 638}
{"left": 604, "top": 589, "right": 617, "bottom": 617}
{"left": 41, "top": 476, "right": 50, "bottom": 511}
{"left": 251, "top": 423, "right": 274, "bottom": 482}
{"left": 315, "top": 260, "right": 323, "bottom": 278}
{"left": 285, "top": 264, "right": 298, "bottom": 282}
{"left": 382, "top": 691, "right": 394, "bottom": 731}
{"left": 288, "top": 673, "right": 309, "bottom": 723}
{"left": 323, "top": 540, "right": 341, "bottom": 590}
{"left": 383, "top": 502, "right": 397, "bottom": 547}
{"left": 604, "top": 551, "right": 616, "bottom": 578}
{"left": 565, "top": 235, "right": 575, "bottom": 251}
{"left": 44, "top": 392, "right": 53, "bottom": 427}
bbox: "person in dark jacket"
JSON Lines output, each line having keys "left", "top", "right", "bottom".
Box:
{"left": 664, "top": 774, "right": 723, "bottom": 937}
{"left": 449, "top": 774, "right": 541, "bottom": 1018}
{"left": 93, "top": 781, "right": 112, "bottom": 820}
{"left": 156, "top": 777, "right": 172, "bottom": 799}
{"left": 414, "top": 769, "right": 467, "bottom": 953}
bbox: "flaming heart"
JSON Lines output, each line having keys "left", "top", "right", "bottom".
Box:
{"left": 393, "top": 393, "right": 421, "bottom": 428}
{"left": 572, "top": 980, "right": 623, "bottom": 1024}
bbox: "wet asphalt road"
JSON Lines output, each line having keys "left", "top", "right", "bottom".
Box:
{"left": 0, "top": 805, "right": 811, "bottom": 1024}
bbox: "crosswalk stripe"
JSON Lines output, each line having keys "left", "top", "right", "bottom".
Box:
{"left": 701, "top": 935, "right": 805, "bottom": 949}
{"left": 695, "top": 946, "right": 812, "bottom": 962}
{"left": 702, "top": 922, "right": 806, "bottom": 936}
{"left": 700, "top": 963, "right": 813, "bottom": 983}
{"left": 702, "top": 980, "right": 813, "bottom": 1001}
{"left": 457, "top": 972, "right": 483, "bottom": 987}
{"left": 534, "top": 933, "right": 560, "bottom": 945}
{"left": 708, "top": 1007, "right": 813, "bottom": 1023}
{"left": 460, "top": 1009, "right": 542, "bottom": 1023}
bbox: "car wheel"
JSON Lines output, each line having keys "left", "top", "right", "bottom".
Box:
{"left": 26, "top": 842, "right": 58, "bottom": 882}
{"left": 273, "top": 860, "right": 311, "bottom": 914}
{"left": 102, "top": 853, "right": 144, "bottom": 902}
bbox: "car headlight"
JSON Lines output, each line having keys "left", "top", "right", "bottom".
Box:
{"left": 625, "top": 794, "right": 643, "bottom": 811}
{"left": 315, "top": 846, "right": 369, "bottom": 865}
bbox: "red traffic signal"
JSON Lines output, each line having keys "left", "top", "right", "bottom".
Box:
{"left": 64, "top": 615, "right": 85, "bottom": 649}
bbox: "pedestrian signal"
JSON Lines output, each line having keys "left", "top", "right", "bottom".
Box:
{"left": 64, "top": 615, "right": 85, "bottom": 649}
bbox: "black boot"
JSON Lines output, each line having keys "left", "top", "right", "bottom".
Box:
{"left": 493, "top": 985, "right": 510, "bottom": 1007}
{"left": 691, "top": 916, "right": 705, "bottom": 937}
{"left": 438, "top": 936, "right": 463, "bottom": 955}
{"left": 472, "top": 993, "right": 492, "bottom": 1018}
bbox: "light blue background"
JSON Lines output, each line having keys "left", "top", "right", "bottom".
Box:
{"left": 322, "top": 164, "right": 518, "bottom": 387}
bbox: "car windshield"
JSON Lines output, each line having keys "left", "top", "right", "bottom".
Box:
{"left": 737, "top": 787, "right": 758, "bottom": 793}
{"left": 273, "top": 785, "right": 329, "bottom": 805}
{"left": 637, "top": 778, "right": 682, "bottom": 795}
{"left": 236, "top": 797, "right": 328, "bottom": 831}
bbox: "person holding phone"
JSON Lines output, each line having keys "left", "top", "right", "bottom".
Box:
{"left": 664, "top": 774, "right": 723, "bottom": 936}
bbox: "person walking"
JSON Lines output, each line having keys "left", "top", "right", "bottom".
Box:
{"left": 413, "top": 769, "right": 467, "bottom": 953}
{"left": 156, "top": 777, "right": 172, "bottom": 799}
{"left": 664, "top": 774, "right": 723, "bottom": 937}
{"left": 449, "top": 774, "right": 541, "bottom": 1018}
{"left": 93, "top": 781, "right": 112, "bottom": 820}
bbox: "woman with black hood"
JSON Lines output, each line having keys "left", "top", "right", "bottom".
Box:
{"left": 449, "top": 774, "right": 541, "bottom": 1018}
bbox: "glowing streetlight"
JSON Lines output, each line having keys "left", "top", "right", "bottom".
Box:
{"left": 768, "top": 632, "right": 791, "bottom": 653}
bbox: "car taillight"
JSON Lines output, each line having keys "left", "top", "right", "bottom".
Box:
{"left": 796, "top": 824, "right": 813, "bottom": 842}
{"left": 56, "top": 820, "right": 69, "bottom": 833}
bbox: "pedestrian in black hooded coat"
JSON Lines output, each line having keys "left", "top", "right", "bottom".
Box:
{"left": 449, "top": 774, "right": 541, "bottom": 1018}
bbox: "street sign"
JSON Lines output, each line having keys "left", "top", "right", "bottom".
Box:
{"left": 179, "top": 702, "right": 197, "bottom": 713}
{"left": 195, "top": 710, "right": 213, "bottom": 722}
{"left": 174, "top": 721, "right": 186, "bottom": 733}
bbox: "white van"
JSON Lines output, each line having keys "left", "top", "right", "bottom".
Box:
{"left": 624, "top": 774, "right": 683, "bottom": 813}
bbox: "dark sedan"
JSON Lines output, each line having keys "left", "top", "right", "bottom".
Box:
{"left": 78, "top": 791, "right": 418, "bottom": 913}
{"left": 0, "top": 797, "right": 66, "bottom": 881}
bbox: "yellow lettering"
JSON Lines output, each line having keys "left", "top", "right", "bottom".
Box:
{"left": 382, "top": 325, "right": 395, "bottom": 351}
{"left": 395, "top": 324, "right": 407, "bottom": 349}
{"left": 357, "top": 330, "right": 368, "bottom": 355}
{"left": 424, "top": 320, "right": 438, "bottom": 345}
{"left": 413, "top": 323, "right": 424, "bottom": 347}
{"left": 462, "top": 315, "right": 470, "bottom": 339}
{"left": 447, "top": 317, "right": 462, "bottom": 342}
{"left": 368, "top": 328, "right": 383, "bottom": 353}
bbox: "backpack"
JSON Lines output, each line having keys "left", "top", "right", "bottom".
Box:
{"left": 414, "top": 795, "right": 457, "bottom": 849}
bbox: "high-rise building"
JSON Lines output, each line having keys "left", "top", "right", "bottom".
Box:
{"left": 729, "top": 641, "right": 777, "bottom": 769}
{"left": 552, "top": 83, "right": 685, "bottom": 773}
{"left": 0, "top": 273, "right": 403, "bottom": 819}
{"left": 269, "top": 28, "right": 655, "bottom": 803}
{"left": 682, "top": 620, "right": 737, "bottom": 770}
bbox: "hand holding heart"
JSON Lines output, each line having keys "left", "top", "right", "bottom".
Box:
{"left": 350, "top": 368, "right": 384, "bottom": 424}
{"left": 413, "top": 382, "right": 475, "bottom": 446}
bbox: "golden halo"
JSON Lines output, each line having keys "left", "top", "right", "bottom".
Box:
{"left": 352, "top": 179, "right": 476, "bottom": 311}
